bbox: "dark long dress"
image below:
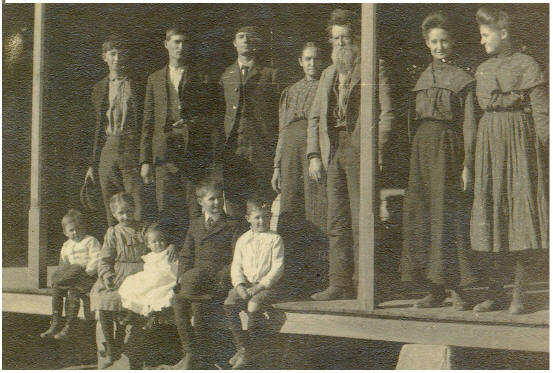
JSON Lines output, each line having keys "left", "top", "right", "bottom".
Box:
{"left": 274, "top": 78, "right": 328, "bottom": 293}
{"left": 471, "top": 50, "right": 548, "bottom": 253}
{"left": 401, "top": 59, "right": 478, "bottom": 288}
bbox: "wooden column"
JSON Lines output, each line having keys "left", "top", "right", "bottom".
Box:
{"left": 358, "top": 3, "right": 377, "bottom": 310}
{"left": 28, "top": 3, "right": 47, "bottom": 288}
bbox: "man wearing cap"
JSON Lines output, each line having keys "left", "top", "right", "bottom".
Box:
{"left": 219, "top": 25, "right": 281, "bottom": 218}
{"left": 140, "top": 26, "right": 218, "bottom": 245}
{"left": 308, "top": 9, "right": 395, "bottom": 300}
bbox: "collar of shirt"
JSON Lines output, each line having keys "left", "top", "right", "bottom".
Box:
{"left": 109, "top": 73, "right": 128, "bottom": 82}
{"left": 238, "top": 59, "right": 255, "bottom": 71}
{"left": 168, "top": 64, "right": 189, "bottom": 89}
{"left": 204, "top": 212, "right": 222, "bottom": 225}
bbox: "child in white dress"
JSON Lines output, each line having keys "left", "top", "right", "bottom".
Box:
{"left": 118, "top": 223, "right": 178, "bottom": 329}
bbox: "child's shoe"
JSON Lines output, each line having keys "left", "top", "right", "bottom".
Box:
{"left": 473, "top": 298, "right": 503, "bottom": 312}
{"left": 54, "top": 295, "right": 80, "bottom": 340}
{"left": 229, "top": 350, "right": 241, "bottom": 366}
{"left": 54, "top": 322, "right": 75, "bottom": 340}
{"left": 40, "top": 314, "right": 63, "bottom": 338}
{"left": 98, "top": 343, "right": 115, "bottom": 369}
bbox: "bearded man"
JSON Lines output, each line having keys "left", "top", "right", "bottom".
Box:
{"left": 307, "top": 9, "right": 394, "bottom": 300}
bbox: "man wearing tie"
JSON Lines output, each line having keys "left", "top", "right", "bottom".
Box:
{"left": 219, "top": 25, "right": 281, "bottom": 218}
{"left": 140, "top": 27, "right": 218, "bottom": 244}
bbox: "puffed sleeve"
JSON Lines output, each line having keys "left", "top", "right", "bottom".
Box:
{"left": 258, "top": 234, "right": 285, "bottom": 289}
{"left": 230, "top": 234, "right": 247, "bottom": 287}
{"left": 85, "top": 236, "right": 101, "bottom": 276}
{"left": 529, "top": 84, "right": 549, "bottom": 145}
{"left": 462, "top": 83, "right": 478, "bottom": 169}
{"left": 274, "top": 86, "right": 290, "bottom": 169}
{"left": 97, "top": 228, "right": 117, "bottom": 280}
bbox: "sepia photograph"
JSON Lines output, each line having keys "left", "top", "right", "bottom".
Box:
{"left": 2, "top": 3, "right": 549, "bottom": 369}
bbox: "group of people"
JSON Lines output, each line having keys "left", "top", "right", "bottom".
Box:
{"left": 39, "top": 5, "right": 547, "bottom": 370}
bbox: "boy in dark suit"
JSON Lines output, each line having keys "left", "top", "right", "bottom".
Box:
{"left": 85, "top": 35, "right": 144, "bottom": 226}
{"left": 171, "top": 179, "right": 242, "bottom": 369}
{"left": 218, "top": 25, "right": 281, "bottom": 218}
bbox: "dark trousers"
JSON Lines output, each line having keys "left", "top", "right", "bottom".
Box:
{"left": 155, "top": 164, "right": 201, "bottom": 246}
{"left": 172, "top": 267, "right": 225, "bottom": 355}
{"left": 99, "top": 136, "right": 143, "bottom": 226}
{"left": 222, "top": 142, "right": 275, "bottom": 219}
{"left": 326, "top": 131, "right": 360, "bottom": 290}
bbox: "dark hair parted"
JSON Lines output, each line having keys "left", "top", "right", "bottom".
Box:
{"left": 166, "top": 26, "right": 192, "bottom": 42}
{"left": 421, "top": 12, "right": 454, "bottom": 41}
{"left": 327, "top": 9, "right": 360, "bottom": 39}
{"left": 476, "top": 6, "right": 511, "bottom": 33}
{"left": 195, "top": 178, "right": 223, "bottom": 199}
{"left": 102, "top": 35, "right": 128, "bottom": 55}
{"left": 301, "top": 41, "right": 320, "bottom": 56}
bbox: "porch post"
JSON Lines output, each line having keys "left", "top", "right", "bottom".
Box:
{"left": 28, "top": 3, "right": 48, "bottom": 288}
{"left": 358, "top": 3, "right": 377, "bottom": 310}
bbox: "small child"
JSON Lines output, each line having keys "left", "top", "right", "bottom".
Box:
{"left": 224, "top": 195, "right": 284, "bottom": 369}
{"left": 118, "top": 223, "right": 178, "bottom": 329}
{"left": 90, "top": 192, "right": 149, "bottom": 369}
{"left": 40, "top": 209, "right": 100, "bottom": 340}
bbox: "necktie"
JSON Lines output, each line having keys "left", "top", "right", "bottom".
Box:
{"left": 241, "top": 66, "right": 249, "bottom": 84}
{"left": 206, "top": 217, "right": 214, "bottom": 229}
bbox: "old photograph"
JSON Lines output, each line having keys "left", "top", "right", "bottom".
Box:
{"left": 2, "top": 3, "right": 549, "bottom": 369}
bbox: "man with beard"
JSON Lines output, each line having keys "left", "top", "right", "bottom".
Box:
{"left": 140, "top": 27, "right": 217, "bottom": 246}
{"left": 308, "top": 9, "right": 394, "bottom": 300}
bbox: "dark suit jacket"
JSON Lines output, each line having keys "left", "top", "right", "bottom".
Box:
{"left": 140, "top": 65, "right": 221, "bottom": 178}
{"left": 177, "top": 214, "right": 243, "bottom": 279}
{"left": 217, "top": 62, "right": 280, "bottom": 160}
{"left": 89, "top": 75, "right": 144, "bottom": 167}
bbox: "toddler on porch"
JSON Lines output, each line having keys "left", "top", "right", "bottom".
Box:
{"left": 118, "top": 222, "right": 178, "bottom": 330}
{"left": 40, "top": 209, "right": 100, "bottom": 340}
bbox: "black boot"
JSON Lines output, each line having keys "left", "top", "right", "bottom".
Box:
{"left": 54, "top": 291, "right": 80, "bottom": 340}
{"left": 224, "top": 305, "right": 249, "bottom": 369}
{"left": 172, "top": 296, "right": 197, "bottom": 369}
{"left": 413, "top": 284, "right": 446, "bottom": 308}
{"left": 41, "top": 288, "right": 65, "bottom": 338}
{"left": 509, "top": 260, "right": 526, "bottom": 315}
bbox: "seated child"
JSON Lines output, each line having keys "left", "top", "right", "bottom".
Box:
{"left": 171, "top": 179, "right": 241, "bottom": 369}
{"left": 224, "top": 195, "right": 284, "bottom": 369}
{"left": 118, "top": 222, "right": 178, "bottom": 330}
{"left": 90, "top": 192, "right": 149, "bottom": 369}
{"left": 40, "top": 209, "right": 100, "bottom": 340}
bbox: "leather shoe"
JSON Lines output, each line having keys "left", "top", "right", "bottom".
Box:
{"left": 311, "top": 286, "right": 353, "bottom": 301}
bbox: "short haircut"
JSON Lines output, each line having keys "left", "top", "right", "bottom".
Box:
{"left": 421, "top": 12, "right": 454, "bottom": 40}
{"left": 476, "top": 6, "right": 511, "bottom": 33}
{"left": 235, "top": 25, "right": 261, "bottom": 39}
{"left": 109, "top": 192, "right": 134, "bottom": 213}
{"left": 61, "top": 209, "right": 84, "bottom": 230}
{"left": 166, "top": 26, "right": 191, "bottom": 42}
{"left": 144, "top": 222, "right": 166, "bottom": 241}
{"left": 246, "top": 195, "right": 272, "bottom": 216}
{"left": 301, "top": 41, "right": 320, "bottom": 57}
{"left": 195, "top": 179, "right": 224, "bottom": 199}
{"left": 327, "top": 9, "right": 360, "bottom": 39}
{"left": 102, "top": 35, "right": 128, "bottom": 55}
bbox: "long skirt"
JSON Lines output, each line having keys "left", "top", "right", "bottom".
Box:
{"left": 401, "top": 120, "right": 476, "bottom": 288}
{"left": 471, "top": 111, "right": 548, "bottom": 253}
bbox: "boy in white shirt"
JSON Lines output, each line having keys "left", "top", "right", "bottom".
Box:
{"left": 40, "top": 209, "right": 100, "bottom": 340}
{"left": 223, "top": 195, "right": 284, "bottom": 369}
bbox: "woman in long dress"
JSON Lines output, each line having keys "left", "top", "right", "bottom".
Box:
{"left": 401, "top": 13, "right": 478, "bottom": 310}
{"left": 471, "top": 6, "right": 548, "bottom": 314}
{"left": 271, "top": 42, "right": 328, "bottom": 295}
